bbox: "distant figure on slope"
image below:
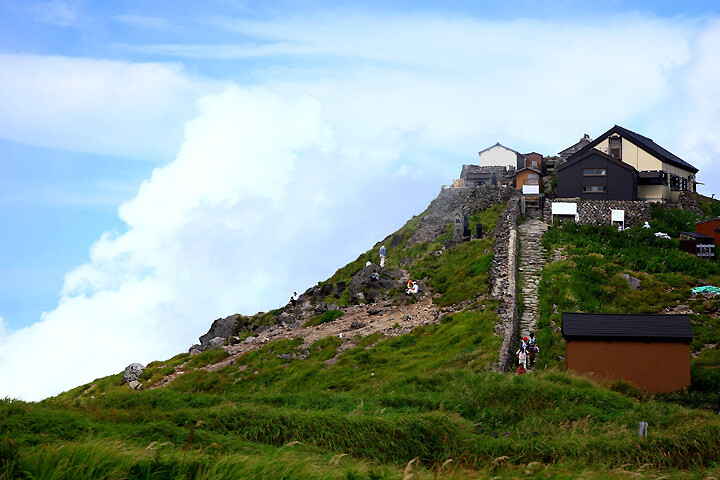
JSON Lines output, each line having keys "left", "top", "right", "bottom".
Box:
{"left": 516, "top": 364, "right": 526, "bottom": 375}
{"left": 379, "top": 244, "right": 387, "bottom": 268}
{"left": 369, "top": 270, "right": 380, "bottom": 281}
{"left": 366, "top": 260, "right": 372, "bottom": 267}
{"left": 290, "top": 292, "right": 298, "bottom": 307}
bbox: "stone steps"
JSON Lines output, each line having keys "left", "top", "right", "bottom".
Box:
{"left": 517, "top": 218, "right": 548, "bottom": 341}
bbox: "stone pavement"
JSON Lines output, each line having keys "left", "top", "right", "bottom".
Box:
{"left": 518, "top": 218, "right": 548, "bottom": 340}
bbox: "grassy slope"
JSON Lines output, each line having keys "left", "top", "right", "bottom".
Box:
{"left": 2, "top": 202, "right": 720, "bottom": 479}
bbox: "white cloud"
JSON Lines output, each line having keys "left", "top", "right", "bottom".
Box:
{"left": 0, "top": 54, "right": 215, "bottom": 161}
{"left": 0, "top": 85, "right": 427, "bottom": 401}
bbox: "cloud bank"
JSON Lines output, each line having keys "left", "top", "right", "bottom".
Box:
{"left": 2, "top": 12, "right": 720, "bottom": 400}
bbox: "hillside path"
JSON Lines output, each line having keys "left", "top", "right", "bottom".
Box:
{"left": 518, "top": 218, "right": 548, "bottom": 340}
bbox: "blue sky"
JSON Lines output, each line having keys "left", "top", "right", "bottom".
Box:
{"left": 1, "top": 0, "right": 720, "bottom": 400}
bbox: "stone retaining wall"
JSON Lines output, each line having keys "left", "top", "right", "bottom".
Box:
{"left": 543, "top": 198, "right": 651, "bottom": 227}
{"left": 489, "top": 194, "right": 522, "bottom": 372}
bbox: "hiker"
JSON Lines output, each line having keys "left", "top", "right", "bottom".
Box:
{"left": 527, "top": 333, "right": 539, "bottom": 366}
{"left": 411, "top": 282, "right": 419, "bottom": 294}
{"left": 516, "top": 364, "right": 526, "bottom": 375}
{"left": 516, "top": 345, "right": 528, "bottom": 370}
{"left": 290, "top": 292, "right": 298, "bottom": 307}
{"left": 405, "top": 280, "right": 416, "bottom": 295}
{"left": 369, "top": 270, "right": 380, "bottom": 281}
{"left": 366, "top": 260, "right": 372, "bottom": 267}
{"left": 379, "top": 244, "right": 387, "bottom": 267}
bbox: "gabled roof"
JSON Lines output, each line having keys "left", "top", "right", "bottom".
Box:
{"left": 562, "top": 312, "right": 692, "bottom": 341}
{"left": 556, "top": 148, "right": 637, "bottom": 174}
{"left": 571, "top": 125, "right": 698, "bottom": 174}
{"left": 478, "top": 142, "right": 524, "bottom": 157}
{"left": 516, "top": 167, "right": 544, "bottom": 176}
{"left": 558, "top": 135, "right": 592, "bottom": 157}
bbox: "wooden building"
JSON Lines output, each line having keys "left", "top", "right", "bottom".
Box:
{"left": 522, "top": 152, "right": 543, "bottom": 171}
{"left": 562, "top": 312, "right": 692, "bottom": 393}
{"left": 695, "top": 217, "right": 720, "bottom": 246}
{"left": 556, "top": 150, "right": 638, "bottom": 201}
{"left": 515, "top": 167, "right": 543, "bottom": 194}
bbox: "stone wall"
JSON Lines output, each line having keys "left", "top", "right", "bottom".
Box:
{"left": 488, "top": 195, "right": 522, "bottom": 372}
{"left": 408, "top": 185, "right": 516, "bottom": 245}
{"left": 460, "top": 164, "right": 516, "bottom": 187}
{"left": 543, "top": 198, "right": 652, "bottom": 227}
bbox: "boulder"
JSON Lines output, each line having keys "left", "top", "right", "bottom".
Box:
{"left": 207, "top": 337, "right": 225, "bottom": 349}
{"left": 122, "top": 363, "right": 145, "bottom": 383}
{"left": 128, "top": 380, "right": 142, "bottom": 390}
{"left": 199, "top": 314, "right": 241, "bottom": 347}
{"left": 622, "top": 274, "right": 641, "bottom": 290}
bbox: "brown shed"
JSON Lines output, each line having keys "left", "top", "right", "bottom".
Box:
{"left": 562, "top": 313, "right": 692, "bottom": 393}
{"left": 695, "top": 217, "right": 720, "bottom": 247}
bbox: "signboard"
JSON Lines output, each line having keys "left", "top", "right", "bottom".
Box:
{"left": 611, "top": 209, "right": 625, "bottom": 222}
{"left": 522, "top": 185, "right": 540, "bottom": 195}
{"left": 551, "top": 202, "right": 577, "bottom": 215}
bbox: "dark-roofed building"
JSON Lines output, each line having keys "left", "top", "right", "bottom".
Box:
{"left": 558, "top": 133, "right": 593, "bottom": 162}
{"left": 556, "top": 149, "right": 637, "bottom": 201}
{"left": 569, "top": 125, "right": 698, "bottom": 203}
{"left": 562, "top": 312, "right": 692, "bottom": 393}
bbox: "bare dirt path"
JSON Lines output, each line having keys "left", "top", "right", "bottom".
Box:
{"left": 150, "top": 296, "right": 441, "bottom": 388}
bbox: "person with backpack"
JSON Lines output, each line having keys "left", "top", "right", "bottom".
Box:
{"left": 516, "top": 345, "right": 528, "bottom": 370}
{"left": 527, "top": 333, "right": 539, "bottom": 366}
{"left": 379, "top": 244, "right": 387, "bottom": 268}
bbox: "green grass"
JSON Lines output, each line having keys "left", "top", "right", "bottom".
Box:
{"left": 304, "top": 310, "right": 345, "bottom": 327}
{"left": 6, "top": 200, "right": 720, "bottom": 479}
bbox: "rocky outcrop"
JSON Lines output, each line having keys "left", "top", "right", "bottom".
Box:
{"left": 409, "top": 185, "right": 516, "bottom": 245}
{"left": 348, "top": 266, "right": 406, "bottom": 304}
{"left": 122, "top": 363, "right": 145, "bottom": 383}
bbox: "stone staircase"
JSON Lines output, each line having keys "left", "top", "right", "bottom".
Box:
{"left": 518, "top": 218, "right": 548, "bottom": 340}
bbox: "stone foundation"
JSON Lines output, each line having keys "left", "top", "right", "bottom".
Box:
{"left": 543, "top": 198, "right": 651, "bottom": 227}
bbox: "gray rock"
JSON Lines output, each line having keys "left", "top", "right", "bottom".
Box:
{"left": 122, "top": 363, "right": 145, "bottom": 383}
{"left": 128, "top": 380, "right": 142, "bottom": 390}
{"left": 276, "top": 353, "right": 296, "bottom": 361}
{"left": 199, "top": 314, "right": 241, "bottom": 347}
{"left": 622, "top": 273, "right": 642, "bottom": 290}
{"left": 349, "top": 321, "right": 366, "bottom": 330}
{"left": 243, "top": 336, "right": 258, "bottom": 344}
{"left": 207, "top": 336, "right": 225, "bottom": 349}
{"left": 276, "top": 312, "right": 291, "bottom": 325}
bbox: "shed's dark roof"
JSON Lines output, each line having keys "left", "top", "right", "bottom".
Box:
{"left": 570, "top": 125, "right": 698, "bottom": 174}
{"left": 562, "top": 313, "right": 692, "bottom": 341}
{"left": 680, "top": 232, "right": 713, "bottom": 241}
{"left": 696, "top": 217, "right": 720, "bottom": 226}
{"left": 556, "top": 149, "right": 637, "bottom": 173}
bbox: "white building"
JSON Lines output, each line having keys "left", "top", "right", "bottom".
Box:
{"left": 478, "top": 143, "right": 524, "bottom": 169}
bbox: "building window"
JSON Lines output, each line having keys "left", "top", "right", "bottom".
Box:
{"left": 531, "top": 160, "right": 538, "bottom": 166}
{"left": 583, "top": 168, "right": 606, "bottom": 176}
{"left": 609, "top": 135, "right": 621, "bottom": 158}
{"left": 670, "top": 175, "right": 681, "bottom": 191}
{"left": 583, "top": 185, "right": 606, "bottom": 193}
